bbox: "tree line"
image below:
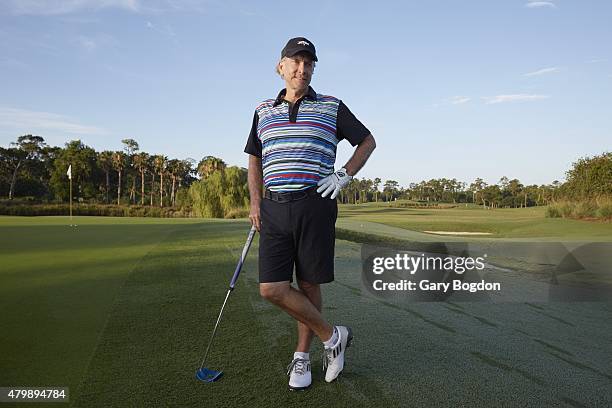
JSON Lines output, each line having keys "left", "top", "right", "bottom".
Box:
{"left": 0, "top": 135, "right": 247, "bottom": 217}
{"left": 338, "top": 176, "right": 562, "bottom": 208}
{"left": 337, "top": 153, "right": 610, "bottom": 209}
{"left": 1, "top": 135, "right": 609, "bottom": 216}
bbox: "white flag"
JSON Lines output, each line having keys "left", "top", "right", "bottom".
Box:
{"left": 67, "top": 164, "right": 72, "bottom": 180}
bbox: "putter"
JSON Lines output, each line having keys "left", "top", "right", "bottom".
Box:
{"left": 196, "top": 225, "right": 257, "bottom": 383}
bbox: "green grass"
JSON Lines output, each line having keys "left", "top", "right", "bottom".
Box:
{"left": 338, "top": 203, "right": 612, "bottom": 240}
{"left": 0, "top": 217, "right": 394, "bottom": 406}
{"left": 0, "top": 216, "right": 206, "bottom": 404}
{"left": 2, "top": 216, "right": 611, "bottom": 407}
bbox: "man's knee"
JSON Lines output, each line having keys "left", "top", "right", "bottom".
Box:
{"left": 259, "top": 282, "right": 289, "bottom": 303}
{"left": 297, "top": 279, "right": 320, "bottom": 294}
{"left": 297, "top": 279, "right": 322, "bottom": 310}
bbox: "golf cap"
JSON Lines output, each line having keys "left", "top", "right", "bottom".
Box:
{"left": 281, "top": 37, "right": 318, "bottom": 62}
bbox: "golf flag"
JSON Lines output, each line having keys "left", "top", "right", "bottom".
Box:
{"left": 67, "top": 164, "right": 72, "bottom": 180}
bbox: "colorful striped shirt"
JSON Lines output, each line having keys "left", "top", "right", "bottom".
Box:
{"left": 244, "top": 86, "right": 370, "bottom": 192}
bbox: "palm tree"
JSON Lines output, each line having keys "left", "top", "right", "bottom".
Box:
{"left": 112, "top": 151, "right": 126, "bottom": 205}
{"left": 133, "top": 152, "right": 149, "bottom": 205}
{"left": 128, "top": 160, "right": 136, "bottom": 204}
{"left": 97, "top": 151, "right": 114, "bottom": 203}
{"left": 148, "top": 156, "right": 155, "bottom": 206}
{"left": 348, "top": 178, "right": 359, "bottom": 203}
{"left": 166, "top": 159, "right": 181, "bottom": 206}
{"left": 153, "top": 155, "right": 167, "bottom": 207}
{"left": 448, "top": 179, "right": 457, "bottom": 203}
{"left": 373, "top": 177, "right": 381, "bottom": 202}
{"left": 121, "top": 139, "right": 139, "bottom": 205}
{"left": 360, "top": 178, "right": 373, "bottom": 203}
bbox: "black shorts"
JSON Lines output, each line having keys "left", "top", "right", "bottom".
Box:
{"left": 259, "top": 189, "right": 338, "bottom": 284}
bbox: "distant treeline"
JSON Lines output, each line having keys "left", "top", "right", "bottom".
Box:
{"left": 1, "top": 135, "right": 610, "bottom": 219}
{"left": 334, "top": 153, "right": 611, "bottom": 212}
{"left": 0, "top": 135, "right": 246, "bottom": 218}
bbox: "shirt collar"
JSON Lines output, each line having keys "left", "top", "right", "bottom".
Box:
{"left": 273, "top": 86, "right": 317, "bottom": 106}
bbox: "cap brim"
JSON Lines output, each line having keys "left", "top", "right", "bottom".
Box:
{"left": 286, "top": 50, "right": 318, "bottom": 62}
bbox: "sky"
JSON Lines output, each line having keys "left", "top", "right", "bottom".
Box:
{"left": 0, "top": 0, "right": 610, "bottom": 187}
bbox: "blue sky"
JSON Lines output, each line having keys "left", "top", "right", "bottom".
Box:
{"left": 1, "top": 0, "right": 610, "bottom": 187}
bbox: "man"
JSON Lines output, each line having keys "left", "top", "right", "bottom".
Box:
{"left": 244, "top": 37, "right": 376, "bottom": 391}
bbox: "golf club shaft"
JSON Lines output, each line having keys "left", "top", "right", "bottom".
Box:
{"left": 199, "top": 288, "right": 232, "bottom": 369}
{"left": 199, "top": 226, "right": 257, "bottom": 369}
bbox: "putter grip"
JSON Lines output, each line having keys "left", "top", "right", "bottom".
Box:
{"left": 229, "top": 226, "right": 257, "bottom": 289}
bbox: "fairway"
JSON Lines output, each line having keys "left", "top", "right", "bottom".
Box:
{"left": 339, "top": 203, "right": 612, "bottom": 240}
{"left": 1, "top": 216, "right": 611, "bottom": 407}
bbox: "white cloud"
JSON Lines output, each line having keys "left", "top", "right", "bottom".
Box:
{"left": 449, "top": 96, "right": 471, "bottom": 105}
{"left": 482, "top": 94, "right": 549, "bottom": 104}
{"left": 523, "top": 67, "right": 560, "bottom": 77}
{"left": 586, "top": 58, "right": 607, "bottom": 64}
{"left": 430, "top": 96, "right": 471, "bottom": 108}
{"left": 0, "top": 107, "right": 106, "bottom": 135}
{"left": 525, "top": 1, "right": 556, "bottom": 9}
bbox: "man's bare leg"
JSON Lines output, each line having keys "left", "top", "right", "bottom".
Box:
{"left": 260, "top": 281, "right": 333, "bottom": 342}
{"left": 295, "top": 280, "right": 322, "bottom": 352}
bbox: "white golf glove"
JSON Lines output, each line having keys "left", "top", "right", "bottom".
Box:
{"left": 316, "top": 168, "right": 352, "bottom": 199}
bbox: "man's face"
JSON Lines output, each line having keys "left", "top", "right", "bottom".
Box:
{"left": 280, "top": 52, "right": 314, "bottom": 91}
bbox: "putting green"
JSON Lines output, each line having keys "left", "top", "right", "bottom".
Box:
{"left": 1, "top": 217, "right": 611, "bottom": 407}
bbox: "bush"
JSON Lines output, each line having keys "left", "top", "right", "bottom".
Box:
{"left": 574, "top": 201, "right": 597, "bottom": 218}
{"left": 188, "top": 166, "right": 249, "bottom": 218}
{"left": 174, "top": 188, "right": 192, "bottom": 209}
{"left": 545, "top": 200, "right": 574, "bottom": 219}
{"left": 559, "top": 202, "right": 573, "bottom": 218}
{"left": 545, "top": 206, "right": 561, "bottom": 218}
{"left": 224, "top": 208, "right": 249, "bottom": 219}
{"left": 545, "top": 197, "right": 612, "bottom": 221}
{"left": 564, "top": 152, "right": 612, "bottom": 199}
{"left": 0, "top": 203, "right": 193, "bottom": 217}
{"left": 596, "top": 196, "right": 612, "bottom": 220}
{"left": 388, "top": 201, "right": 457, "bottom": 209}
{"left": 0, "top": 197, "right": 43, "bottom": 205}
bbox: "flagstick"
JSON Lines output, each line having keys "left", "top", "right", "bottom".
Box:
{"left": 67, "top": 164, "right": 74, "bottom": 227}
{"left": 69, "top": 175, "right": 73, "bottom": 225}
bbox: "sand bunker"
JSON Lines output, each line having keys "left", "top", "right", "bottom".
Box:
{"left": 423, "top": 231, "right": 493, "bottom": 236}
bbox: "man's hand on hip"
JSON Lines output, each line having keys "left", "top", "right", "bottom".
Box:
{"left": 316, "top": 168, "right": 352, "bottom": 199}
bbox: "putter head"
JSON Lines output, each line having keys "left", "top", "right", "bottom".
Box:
{"left": 196, "top": 367, "right": 223, "bottom": 383}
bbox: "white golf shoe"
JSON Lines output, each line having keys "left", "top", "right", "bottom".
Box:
{"left": 323, "top": 325, "right": 353, "bottom": 383}
{"left": 287, "top": 356, "right": 311, "bottom": 391}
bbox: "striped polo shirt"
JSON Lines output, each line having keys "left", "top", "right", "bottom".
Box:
{"left": 244, "top": 86, "right": 370, "bottom": 192}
